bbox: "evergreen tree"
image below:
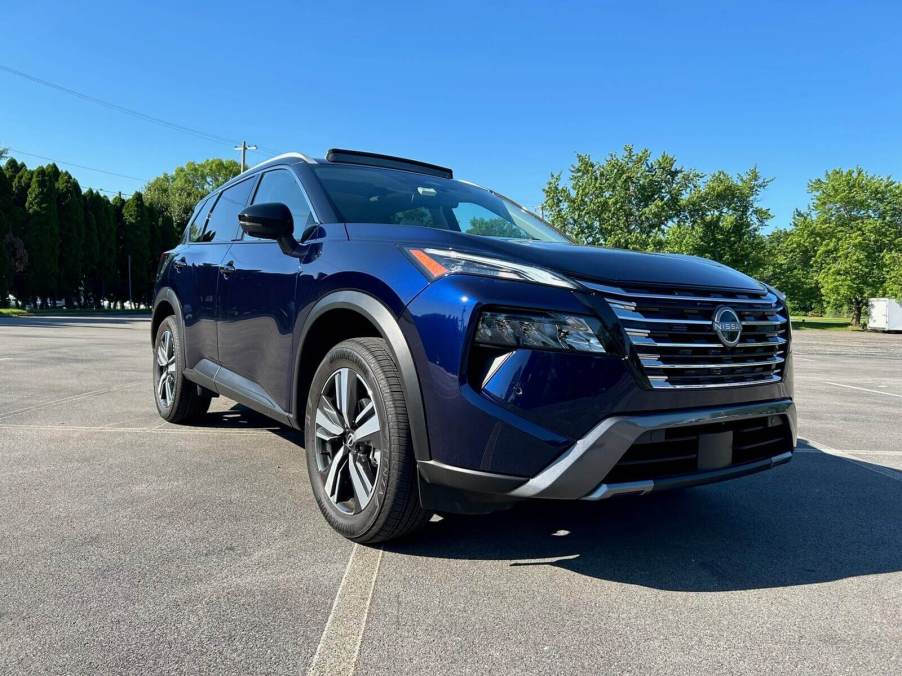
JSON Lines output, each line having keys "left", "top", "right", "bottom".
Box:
{"left": 3, "top": 160, "right": 31, "bottom": 304}
{"left": 24, "top": 167, "right": 59, "bottom": 306}
{"left": 122, "top": 192, "right": 151, "bottom": 304}
{"left": 81, "top": 190, "right": 101, "bottom": 307}
{"left": 95, "top": 193, "right": 118, "bottom": 305}
{"left": 0, "top": 169, "right": 10, "bottom": 305}
{"left": 56, "top": 171, "right": 85, "bottom": 306}
{"left": 111, "top": 194, "right": 126, "bottom": 306}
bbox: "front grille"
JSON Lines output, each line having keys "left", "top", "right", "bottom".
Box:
{"left": 583, "top": 281, "right": 789, "bottom": 389}
{"left": 603, "top": 415, "right": 792, "bottom": 483}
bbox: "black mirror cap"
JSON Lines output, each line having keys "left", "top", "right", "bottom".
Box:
{"left": 238, "top": 202, "right": 294, "bottom": 240}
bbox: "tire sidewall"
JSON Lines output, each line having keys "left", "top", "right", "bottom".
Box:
{"left": 153, "top": 316, "right": 186, "bottom": 420}
{"left": 304, "top": 342, "right": 394, "bottom": 540}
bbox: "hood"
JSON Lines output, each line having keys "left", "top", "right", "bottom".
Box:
{"left": 489, "top": 240, "right": 765, "bottom": 292}
{"left": 343, "top": 223, "right": 765, "bottom": 292}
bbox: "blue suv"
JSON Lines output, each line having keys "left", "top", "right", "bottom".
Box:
{"left": 152, "top": 149, "right": 796, "bottom": 542}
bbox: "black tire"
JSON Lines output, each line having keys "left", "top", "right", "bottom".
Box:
{"left": 304, "top": 338, "right": 429, "bottom": 543}
{"left": 153, "top": 315, "right": 211, "bottom": 423}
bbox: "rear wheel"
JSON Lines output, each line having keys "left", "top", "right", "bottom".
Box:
{"left": 305, "top": 338, "right": 429, "bottom": 543}
{"left": 153, "top": 316, "right": 211, "bottom": 423}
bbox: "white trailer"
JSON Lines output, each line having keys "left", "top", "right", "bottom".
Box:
{"left": 868, "top": 298, "right": 902, "bottom": 331}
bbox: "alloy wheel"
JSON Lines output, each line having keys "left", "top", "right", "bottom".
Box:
{"left": 314, "top": 367, "right": 385, "bottom": 514}
{"left": 155, "top": 329, "right": 176, "bottom": 408}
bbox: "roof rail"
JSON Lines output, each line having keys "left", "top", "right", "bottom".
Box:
{"left": 242, "top": 151, "right": 316, "bottom": 175}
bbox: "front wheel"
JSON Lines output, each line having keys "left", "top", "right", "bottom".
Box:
{"left": 304, "top": 338, "right": 429, "bottom": 543}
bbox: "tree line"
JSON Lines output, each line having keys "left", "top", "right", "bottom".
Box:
{"left": 2, "top": 145, "right": 899, "bottom": 323}
{"left": 0, "top": 152, "right": 239, "bottom": 309}
{"left": 543, "top": 146, "right": 902, "bottom": 324}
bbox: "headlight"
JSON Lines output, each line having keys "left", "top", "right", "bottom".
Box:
{"left": 475, "top": 311, "right": 605, "bottom": 353}
{"left": 406, "top": 247, "right": 576, "bottom": 289}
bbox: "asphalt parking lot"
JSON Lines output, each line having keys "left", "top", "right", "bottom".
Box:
{"left": 1, "top": 316, "right": 900, "bottom": 674}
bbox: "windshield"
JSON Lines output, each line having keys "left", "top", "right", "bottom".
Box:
{"left": 311, "top": 164, "right": 570, "bottom": 243}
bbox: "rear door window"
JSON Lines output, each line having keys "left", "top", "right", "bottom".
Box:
{"left": 198, "top": 177, "right": 256, "bottom": 243}
{"left": 249, "top": 169, "right": 316, "bottom": 239}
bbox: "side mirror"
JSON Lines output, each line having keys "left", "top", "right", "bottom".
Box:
{"left": 238, "top": 202, "right": 293, "bottom": 239}
{"left": 238, "top": 203, "right": 300, "bottom": 257}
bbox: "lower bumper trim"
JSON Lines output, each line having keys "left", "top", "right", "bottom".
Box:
{"left": 582, "top": 451, "right": 793, "bottom": 500}
{"left": 510, "top": 399, "right": 797, "bottom": 500}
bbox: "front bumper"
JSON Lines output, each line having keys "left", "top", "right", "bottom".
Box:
{"left": 418, "top": 399, "right": 796, "bottom": 502}
{"left": 405, "top": 275, "right": 795, "bottom": 478}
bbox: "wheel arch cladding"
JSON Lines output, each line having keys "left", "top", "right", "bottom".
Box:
{"left": 151, "top": 287, "right": 184, "bottom": 343}
{"left": 294, "top": 291, "right": 431, "bottom": 462}
{"left": 151, "top": 300, "right": 174, "bottom": 341}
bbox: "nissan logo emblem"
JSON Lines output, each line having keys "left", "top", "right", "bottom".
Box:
{"left": 713, "top": 306, "right": 742, "bottom": 347}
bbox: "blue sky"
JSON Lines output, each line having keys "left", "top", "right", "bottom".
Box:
{"left": 3, "top": 1, "right": 901, "bottom": 229}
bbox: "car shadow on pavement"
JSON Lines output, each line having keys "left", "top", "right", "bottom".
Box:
{"left": 387, "top": 443, "right": 902, "bottom": 592}
{"left": 193, "top": 404, "right": 304, "bottom": 444}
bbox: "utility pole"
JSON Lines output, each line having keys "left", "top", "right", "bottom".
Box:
{"left": 234, "top": 141, "right": 257, "bottom": 172}
{"left": 127, "top": 255, "right": 133, "bottom": 309}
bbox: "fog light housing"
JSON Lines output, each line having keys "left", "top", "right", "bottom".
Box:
{"left": 475, "top": 311, "right": 605, "bottom": 353}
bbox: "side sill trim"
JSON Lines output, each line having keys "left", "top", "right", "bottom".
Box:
{"left": 184, "top": 359, "right": 293, "bottom": 427}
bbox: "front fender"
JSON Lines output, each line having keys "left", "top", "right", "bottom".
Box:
{"left": 292, "top": 290, "right": 431, "bottom": 462}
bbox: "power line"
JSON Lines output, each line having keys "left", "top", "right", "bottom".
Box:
{"left": 0, "top": 64, "right": 278, "bottom": 154}
{"left": 6, "top": 147, "right": 147, "bottom": 182}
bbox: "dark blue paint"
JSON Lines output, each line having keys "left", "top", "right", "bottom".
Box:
{"left": 175, "top": 243, "right": 231, "bottom": 367}
{"left": 155, "top": 155, "right": 793, "bottom": 484}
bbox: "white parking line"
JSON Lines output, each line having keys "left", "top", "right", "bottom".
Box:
{"left": 307, "top": 544, "right": 383, "bottom": 676}
{"left": 801, "top": 438, "right": 902, "bottom": 482}
{"left": 824, "top": 381, "right": 902, "bottom": 399}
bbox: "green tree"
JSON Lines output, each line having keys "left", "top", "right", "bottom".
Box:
{"left": 542, "top": 146, "right": 699, "bottom": 250}
{"left": 806, "top": 168, "right": 902, "bottom": 324}
{"left": 758, "top": 212, "right": 823, "bottom": 314}
{"left": 91, "top": 192, "right": 118, "bottom": 304}
{"left": 144, "top": 158, "right": 240, "bottom": 229}
{"left": 883, "top": 249, "right": 902, "bottom": 299}
{"left": 0, "top": 168, "right": 10, "bottom": 304}
{"left": 665, "top": 168, "right": 771, "bottom": 276}
{"left": 3, "top": 160, "right": 31, "bottom": 304}
{"left": 121, "top": 192, "right": 151, "bottom": 304}
{"left": 24, "top": 167, "right": 59, "bottom": 306}
{"left": 56, "top": 171, "right": 85, "bottom": 306}
{"left": 81, "top": 190, "right": 101, "bottom": 307}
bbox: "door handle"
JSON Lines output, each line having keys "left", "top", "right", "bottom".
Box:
{"left": 173, "top": 256, "right": 187, "bottom": 271}
{"left": 221, "top": 260, "right": 236, "bottom": 277}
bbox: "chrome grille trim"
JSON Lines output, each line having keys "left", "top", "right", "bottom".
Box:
{"left": 585, "top": 281, "right": 790, "bottom": 389}
{"left": 640, "top": 356, "right": 785, "bottom": 369}
{"left": 646, "top": 375, "right": 784, "bottom": 389}
{"left": 612, "top": 308, "right": 787, "bottom": 327}
{"left": 628, "top": 336, "right": 787, "bottom": 349}
{"left": 584, "top": 281, "right": 781, "bottom": 305}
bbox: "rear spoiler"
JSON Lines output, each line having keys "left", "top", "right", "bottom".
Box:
{"left": 325, "top": 148, "right": 453, "bottom": 179}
